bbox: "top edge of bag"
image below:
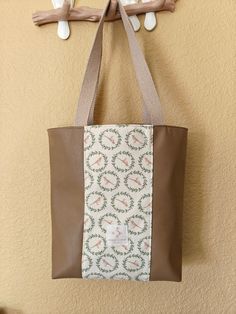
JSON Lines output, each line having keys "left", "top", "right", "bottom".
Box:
{"left": 47, "top": 125, "right": 188, "bottom": 132}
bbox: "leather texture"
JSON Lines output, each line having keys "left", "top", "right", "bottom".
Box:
{"left": 48, "top": 127, "right": 85, "bottom": 278}
{"left": 150, "top": 126, "right": 188, "bottom": 281}
{"left": 48, "top": 125, "right": 188, "bottom": 281}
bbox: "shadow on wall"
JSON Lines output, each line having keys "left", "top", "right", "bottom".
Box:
{"left": 0, "top": 308, "right": 23, "bottom": 314}
{"left": 182, "top": 132, "right": 205, "bottom": 263}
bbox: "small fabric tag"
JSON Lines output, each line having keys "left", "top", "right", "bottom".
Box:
{"left": 106, "top": 224, "right": 128, "bottom": 247}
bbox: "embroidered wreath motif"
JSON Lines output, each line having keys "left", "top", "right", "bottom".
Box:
{"left": 84, "top": 130, "right": 95, "bottom": 151}
{"left": 111, "top": 272, "right": 132, "bottom": 280}
{"left": 86, "top": 151, "right": 108, "bottom": 173}
{"left": 85, "top": 234, "right": 106, "bottom": 256}
{"left": 138, "top": 152, "right": 153, "bottom": 173}
{"left": 138, "top": 194, "right": 152, "bottom": 215}
{"left": 111, "top": 151, "right": 135, "bottom": 173}
{"left": 84, "top": 171, "right": 94, "bottom": 190}
{"left": 99, "top": 129, "right": 122, "bottom": 150}
{"left": 111, "top": 192, "right": 134, "bottom": 213}
{"left": 126, "top": 215, "right": 148, "bottom": 235}
{"left": 124, "top": 171, "right": 147, "bottom": 192}
{"left": 98, "top": 171, "right": 120, "bottom": 191}
{"left": 123, "top": 254, "right": 145, "bottom": 272}
{"left": 86, "top": 191, "right": 107, "bottom": 212}
{"left": 83, "top": 272, "right": 105, "bottom": 280}
{"left": 135, "top": 272, "right": 149, "bottom": 281}
{"left": 96, "top": 254, "right": 119, "bottom": 273}
{"left": 137, "top": 236, "right": 152, "bottom": 255}
{"left": 83, "top": 213, "right": 95, "bottom": 233}
{"left": 125, "top": 128, "right": 148, "bottom": 150}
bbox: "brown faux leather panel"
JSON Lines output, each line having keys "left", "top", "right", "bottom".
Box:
{"left": 48, "top": 125, "right": 187, "bottom": 281}
{"left": 150, "top": 126, "right": 188, "bottom": 281}
{"left": 48, "top": 127, "right": 85, "bottom": 279}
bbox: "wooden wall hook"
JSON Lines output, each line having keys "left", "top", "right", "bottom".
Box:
{"left": 32, "top": 0, "right": 177, "bottom": 27}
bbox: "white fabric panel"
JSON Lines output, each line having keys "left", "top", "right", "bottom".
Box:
{"left": 82, "top": 125, "right": 153, "bottom": 281}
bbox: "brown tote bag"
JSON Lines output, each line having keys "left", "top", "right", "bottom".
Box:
{"left": 48, "top": 0, "right": 188, "bottom": 282}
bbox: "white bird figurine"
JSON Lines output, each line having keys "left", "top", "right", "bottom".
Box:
{"left": 142, "top": 0, "right": 157, "bottom": 31}
{"left": 121, "top": 0, "right": 141, "bottom": 32}
{"left": 51, "top": 0, "right": 74, "bottom": 40}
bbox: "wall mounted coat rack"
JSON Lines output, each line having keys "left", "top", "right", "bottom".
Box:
{"left": 32, "top": 0, "right": 177, "bottom": 39}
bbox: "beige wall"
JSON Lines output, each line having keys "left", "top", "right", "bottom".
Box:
{"left": 1, "top": 0, "right": 235, "bottom": 313}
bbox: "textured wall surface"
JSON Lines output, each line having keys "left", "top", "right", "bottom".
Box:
{"left": 0, "top": 0, "right": 235, "bottom": 313}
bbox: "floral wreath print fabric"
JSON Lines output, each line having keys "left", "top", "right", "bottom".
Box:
{"left": 82, "top": 125, "right": 154, "bottom": 281}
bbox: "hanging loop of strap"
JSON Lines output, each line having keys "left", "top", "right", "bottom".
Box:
{"left": 75, "top": 0, "right": 164, "bottom": 126}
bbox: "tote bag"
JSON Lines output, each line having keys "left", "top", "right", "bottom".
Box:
{"left": 48, "top": 0, "right": 188, "bottom": 282}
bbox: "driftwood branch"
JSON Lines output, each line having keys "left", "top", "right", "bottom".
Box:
{"left": 32, "top": 0, "right": 176, "bottom": 26}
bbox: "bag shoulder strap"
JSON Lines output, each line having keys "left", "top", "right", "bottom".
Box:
{"left": 75, "top": 0, "right": 164, "bottom": 126}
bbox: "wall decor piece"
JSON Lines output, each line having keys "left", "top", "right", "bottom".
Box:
{"left": 120, "top": 0, "right": 141, "bottom": 32}
{"left": 51, "top": 0, "right": 74, "bottom": 39}
{"left": 32, "top": 0, "right": 177, "bottom": 39}
{"left": 142, "top": 0, "right": 157, "bottom": 31}
{"left": 48, "top": 0, "right": 187, "bottom": 281}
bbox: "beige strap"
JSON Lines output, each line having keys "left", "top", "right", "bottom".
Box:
{"left": 75, "top": 0, "right": 164, "bottom": 126}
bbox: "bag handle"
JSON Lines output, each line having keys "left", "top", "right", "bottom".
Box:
{"left": 75, "top": 0, "right": 164, "bottom": 126}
